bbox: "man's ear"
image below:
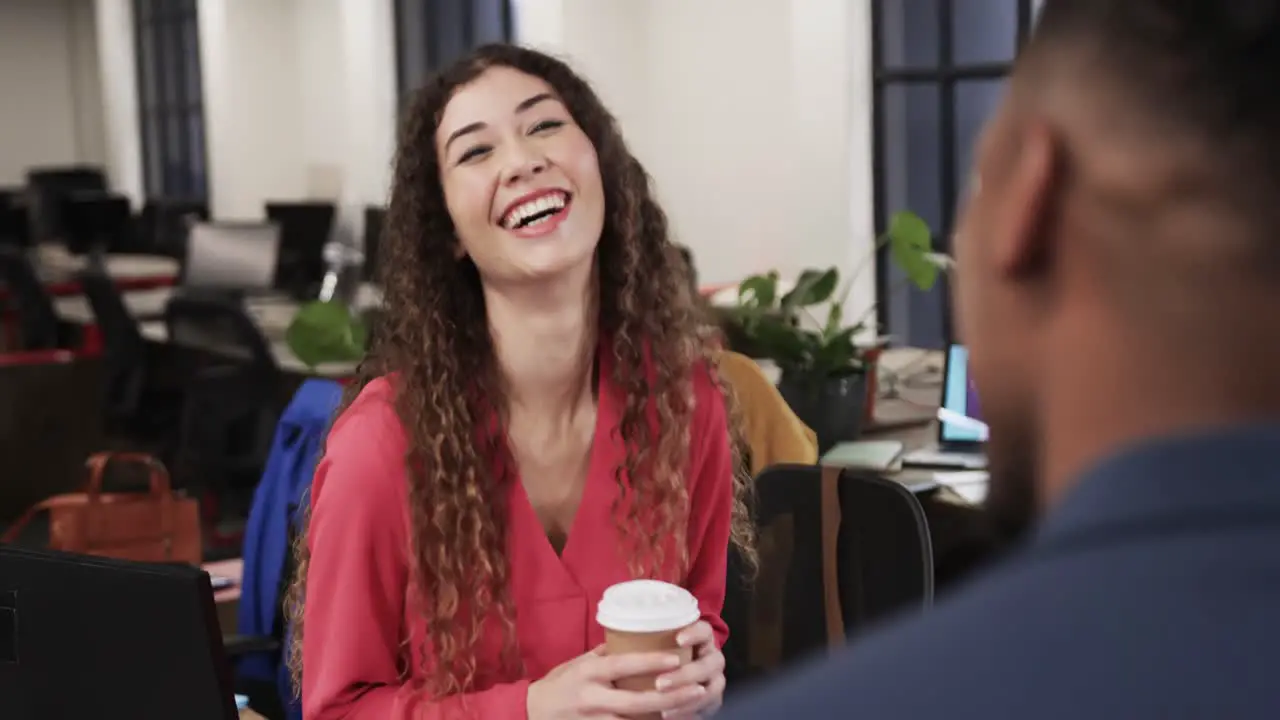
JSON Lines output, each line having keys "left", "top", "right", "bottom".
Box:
{"left": 990, "top": 119, "right": 1058, "bottom": 279}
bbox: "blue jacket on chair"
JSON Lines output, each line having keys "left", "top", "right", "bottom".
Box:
{"left": 236, "top": 378, "right": 344, "bottom": 717}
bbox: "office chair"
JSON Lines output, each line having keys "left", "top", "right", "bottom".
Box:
{"left": 78, "top": 269, "right": 181, "bottom": 451}
{"left": 363, "top": 205, "right": 386, "bottom": 282}
{"left": 0, "top": 189, "right": 31, "bottom": 250}
{"left": 165, "top": 295, "right": 283, "bottom": 558}
{"left": 0, "top": 246, "right": 61, "bottom": 350}
{"left": 721, "top": 464, "right": 933, "bottom": 692}
{"left": 62, "top": 191, "right": 133, "bottom": 258}
{"left": 25, "top": 166, "right": 107, "bottom": 243}
{"left": 137, "top": 198, "right": 209, "bottom": 258}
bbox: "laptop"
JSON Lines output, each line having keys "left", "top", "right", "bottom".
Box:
{"left": 0, "top": 546, "right": 238, "bottom": 720}
{"left": 901, "top": 344, "right": 988, "bottom": 470}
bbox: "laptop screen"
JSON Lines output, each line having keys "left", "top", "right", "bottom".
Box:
{"left": 940, "top": 344, "right": 984, "bottom": 444}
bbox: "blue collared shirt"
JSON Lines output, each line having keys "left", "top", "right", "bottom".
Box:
{"left": 724, "top": 424, "right": 1280, "bottom": 719}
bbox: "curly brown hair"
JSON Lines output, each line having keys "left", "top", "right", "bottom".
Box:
{"left": 284, "top": 43, "right": 755, "bottom": 700}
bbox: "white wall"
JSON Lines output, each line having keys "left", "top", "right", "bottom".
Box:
{"left": 86, "top": 0, "right": 874, "bottom": 303}
{"left": 514, "top": 0, "right": 877, "bottom": 312}
{"left": 94, "top": 0, "right": 143, "bottom": 204}
{"left": 195, "top": 0, "right": 397, "bottom": 237}
{"left": 0, "top": 0, "right": 107, "bottom": 186}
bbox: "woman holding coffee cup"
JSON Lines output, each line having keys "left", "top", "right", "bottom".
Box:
{"left": 285, "top": 44, "right": 755, "bottom": 720}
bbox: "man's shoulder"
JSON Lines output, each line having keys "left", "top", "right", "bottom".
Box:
{"left": 723, "top": 530, "right": 1280, "bottom": 720}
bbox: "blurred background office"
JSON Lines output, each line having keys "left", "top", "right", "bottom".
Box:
{"left": 1, "top": 0, "right": 1042, "bottom": 349}
{"left": 0, "top": 1, "right": 1039, "bottom": 717}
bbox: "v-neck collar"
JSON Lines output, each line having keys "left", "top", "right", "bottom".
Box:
{"left": 505, "top": 340, "right": 621, "bottom": 590}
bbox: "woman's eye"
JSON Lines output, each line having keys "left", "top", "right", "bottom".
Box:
{"left": 458, "top": 145, "right": 491, "bottom": 164}
{"left": 530, "top": 119, "right": 565, "bottom": 134}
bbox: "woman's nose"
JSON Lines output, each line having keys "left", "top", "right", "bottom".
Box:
{"left": 500, "top": 142, "right": 547, "bottom": 185}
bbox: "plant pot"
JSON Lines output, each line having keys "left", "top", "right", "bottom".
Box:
{"left": 777, "top": 370, "right": 867, "bottom": 455}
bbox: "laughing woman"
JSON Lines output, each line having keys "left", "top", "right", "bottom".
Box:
{"left": 285, "top": 45, "right": 755, "bottom": 720}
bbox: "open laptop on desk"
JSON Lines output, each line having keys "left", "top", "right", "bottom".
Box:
{"left": 0, "top": 546, "right": 239, "bottom": 720}
{"left": 901, "top": 344, "right": 987, "bottom": 470}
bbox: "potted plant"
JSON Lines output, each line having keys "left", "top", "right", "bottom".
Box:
{"left": 725, "top": 210, "right": 943, "bottom": 451}
{"left": 285, "top": 300, "right": 368, "bottom": 370}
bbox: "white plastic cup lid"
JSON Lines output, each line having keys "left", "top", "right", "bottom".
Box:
{"left": 596, "top": 579, "right": 700, "bottom": 633}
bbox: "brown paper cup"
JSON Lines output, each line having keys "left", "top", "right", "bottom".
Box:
{"left": 596, "top": 580, "right": 702, "bottom": 720}
{"left": 603, "top": 625, "right": 695, "bottom": 691}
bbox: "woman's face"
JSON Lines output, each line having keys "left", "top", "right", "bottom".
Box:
{"left": 436, "top": 66, "right": 605, "bottom": 286}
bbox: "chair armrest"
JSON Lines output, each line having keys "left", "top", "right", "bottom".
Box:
{"left": 223, "top": 634, "right": 281, "bottom": 656}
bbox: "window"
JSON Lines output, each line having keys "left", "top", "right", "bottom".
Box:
{"left": 872, "top": 0, "right": 1037, "bottom": 348}
{"left": 133, "top": 0, "right": 207, "bottom": 200}
{"left": 395, "top": 0, "right": 514, "bottom": 104}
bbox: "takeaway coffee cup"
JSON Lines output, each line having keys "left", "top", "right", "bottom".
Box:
{"left": 596, "top": 579, "right": 701, "bottom": 700}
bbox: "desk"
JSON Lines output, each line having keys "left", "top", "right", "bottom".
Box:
{"left": 54, "top": 287, "right": 173, "bottom": 322}
{"left": 54, "top": 287, "right": 373, "bottom": 378}
{"left": 31, "top": 245, "right": 179, "bottom": 287}
{"left": 864, "top": 348, "right": 989, "bottom": 503}
{"left": 204, "top": 558, "right": 243, "bottom": 635}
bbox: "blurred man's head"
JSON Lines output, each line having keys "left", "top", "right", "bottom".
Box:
{"left": 954, "top": 1, "right": 1280, "bottom": 535}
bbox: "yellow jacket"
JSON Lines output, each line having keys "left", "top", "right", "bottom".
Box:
{"left": 715, "top": 350, "right": 818, "bottom": 476}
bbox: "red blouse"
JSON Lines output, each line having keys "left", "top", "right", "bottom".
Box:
{"left": 301, "top": 347, "right": 735, "bottom": 719}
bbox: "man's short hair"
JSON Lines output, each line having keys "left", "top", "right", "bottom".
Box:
{"left": 1028, "top": 1, "right": 1280, "bottom": 243}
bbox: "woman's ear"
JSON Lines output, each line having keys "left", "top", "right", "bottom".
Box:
{"left": 453, "top": 239, "right": 467, "bottom": 260}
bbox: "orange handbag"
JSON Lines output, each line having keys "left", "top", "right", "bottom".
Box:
{"left": 1, "top": 451, "right": 202, "bottom": 565}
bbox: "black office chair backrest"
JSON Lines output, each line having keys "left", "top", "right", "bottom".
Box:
{"left": 0, "top": 246, "right": 59, "bottom": 350}
{"left": 165, "top": 295, "right": 281, "bottom": 484}
{"left": 25, "top": 166, "right": 107, "bottom": 242}
{"left": 722, "top": 464, "right": 934, "bottom": 690}
{"left": 0, "top": 189, "right": 31, "bottom": 249}
{"left": 363, "top": 206, "right": 386, "bottom": 282}
{"left": 722, "top": 464, "right": 834, "bottom": 689}
{"left": 138, "top": 198, "right": 208, "bottom": 258}
{"left": 164, "top": 294, "right": 277, "bottom": 376}
{"left": 79, "top": 269, "right": 148, "bottom": 419}
{"left": 62, "top": 191, "right": 133, "bottom": 256}
{"left": 837, "top": 470, "right": 934, "bottom": 634}
{"left": 265, "top": 201, "right": 335, "bottom": 295}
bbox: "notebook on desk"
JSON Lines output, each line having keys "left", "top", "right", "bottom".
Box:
{"left": 901, "top": 344, "right": 987, "bottom": 470}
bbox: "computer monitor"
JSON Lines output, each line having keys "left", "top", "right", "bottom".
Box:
{"left": 25, "top": 166, "right": 107, "bottom": 243}
{"left": 182, "top": 221, "right": 281, "bottom": 293}
{"left": 62, "top": 191, "right": 132, "bottom": 256}
{"left": 938, "top": 344, "right": 984, "bottom": 448}
{"left": 0, "top": 546, "right": 237, "bottom": 720}
{"left": 265, "top": 201, "right": 335, "bottom": 295}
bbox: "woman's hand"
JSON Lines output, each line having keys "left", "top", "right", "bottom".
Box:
{"left": 528, "top": 645, "right": 709, "bottom": 720}
{"left": 652, "top": 621, "right": 725, "bottom": 718}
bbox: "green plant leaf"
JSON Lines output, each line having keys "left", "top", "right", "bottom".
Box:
{"left": 737, "top": 271, "right": 779, "bottom": 310}
{"left": 823, "top": 301, "right": 843, "bottom": 338}
{"left": 887, "top": 210, "right": 939, "bottom": 291}
{"left": 813, "top": 325, "right": 861, "bottom": 374}
{"left": 748, "top": 314, "right": 809, "bottom": 367}
{"left": 780, "top": 267, "right": 838, "bottom": 310}
{"left": 286, "top": 300, "right": 368, "bottom": 368}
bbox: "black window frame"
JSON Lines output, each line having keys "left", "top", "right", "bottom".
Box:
{"left": 871, "top": 0, "right": 1036, "bottom": 348}
{"left": 394, "top": 0, "right": 514, "bottom": 106}
{"left": 133, "top": 0, "right": 208, "bottom": 201}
